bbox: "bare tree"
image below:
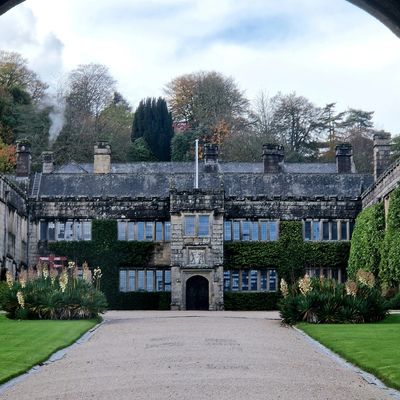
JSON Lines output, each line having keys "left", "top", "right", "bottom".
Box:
{"left": 66, "top": 63, "right": 116, "bottom": 119}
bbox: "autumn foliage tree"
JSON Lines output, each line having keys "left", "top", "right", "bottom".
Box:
{"left": 165, "top": 71, "right": 249, "bottom": 148}
{"left": 0, "top": 140, "right": 16, "bottom": 173}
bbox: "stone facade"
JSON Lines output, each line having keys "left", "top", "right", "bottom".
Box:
{"left": 170, "top": 190, "right": 224, "bottom": 310}
{"left": 0, "top": 174, "right": 29, "bottom": 279}
{"left": 2, "top": 139, "right": 393, "bottom": 310}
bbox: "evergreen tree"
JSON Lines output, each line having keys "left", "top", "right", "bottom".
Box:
{"left": 131, "top": 97, "right": 173, "bottom": 161}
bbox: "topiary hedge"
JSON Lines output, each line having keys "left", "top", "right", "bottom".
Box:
{"left": 223, "top": 292, "right": 280, "bottom": 311}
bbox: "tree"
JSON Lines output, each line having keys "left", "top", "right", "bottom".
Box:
{"left": 0, "top": 51, "right": 48, "bottom": 102}
{"left": 0, "top": 51, "right": 51, "bottom": 167}
{"left": 252, "top": 92, "right": 278, "bottom": 144}
{"left": 131, "top": 97, "right": 173, "bottom": 161}
{"left": 269, "top": 92, "right": 322, "bottom": 161}
{"left": 340, "top": 109, "right": 375, "bottom": 173}
{"left": 127, "top": 137, "right": 157, "bottom": 162}
{"left": 0, "top": 139, "right": 15, "bottom": 172}
{"left": 66, "top": 63, "right": 116, "bottom": 119}
{"left": 53, "top": 64, "right": 119, "bottom": 163}
{"left": 165, "top": 71, "right": 250, "bottom": 144}
{"left": 97, "top": 92, "right": 133, "bottom": 162}
{"left": 317, "top": 103, "right": 346, "bottom": 161}
{"left": 342, "top": 108, "right": 374, "bottom": 132}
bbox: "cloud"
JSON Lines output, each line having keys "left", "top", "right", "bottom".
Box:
{"left": 0, "top": 0, "right": 399, "bottom": 135}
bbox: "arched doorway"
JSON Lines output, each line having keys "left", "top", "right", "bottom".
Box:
{"left": 186, "top": 275, "right": 209, "bottom": 310}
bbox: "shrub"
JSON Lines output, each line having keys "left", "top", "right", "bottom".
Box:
{"left": 279, "top": 270, "right": 388, "bottom": 325}
{"left": 0, "top": 263, "right": 107, "bottom": 320}
{"left": 388, "top": 292, "right": 400, "bottom": 310}
{"left": 223, "top": 292, "right": 280, "bottom": 311}
{"left": 0, "top": 281, "right": 8, "bottom": 310}
{"left": 113, "top": 292, "right": 171, "bottom": 310}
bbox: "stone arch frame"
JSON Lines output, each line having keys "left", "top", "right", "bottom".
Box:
{"left": 182, "top": 270, "right": 211, "bottom": 311}
{"left": 1, "top": 1, "right": 400, "bottom": 38}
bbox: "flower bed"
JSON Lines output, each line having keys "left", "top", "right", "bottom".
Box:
{"left": 0, "top": 262, "right": 107, "bottom": 320}
{"left": 279, "top": 269, "right": 388, "bottom": 325}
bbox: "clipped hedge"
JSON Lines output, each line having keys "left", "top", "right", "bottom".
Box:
{"left": 113, "top": 292, "right": 171, "bottom": 310}
{"left": 224, "top": 221, "right": 350, "bottom": 283}
{"left": 224, "top": 292, "right": 280, "bottom": 311}
{"left": 348, "top": 202, "right": 385, "bottom": 279}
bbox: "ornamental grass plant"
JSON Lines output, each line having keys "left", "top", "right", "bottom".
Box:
{"left": 0, "top": 262, "right": 107, "bottom": 320}
{"left": 279, "top": 269, "right": 388, "bottom": 325}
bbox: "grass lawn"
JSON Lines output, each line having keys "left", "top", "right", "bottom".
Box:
{"left": 298, "top": 314, "right": 400, "bottom": 391}
{"left": 0, "top": 314, "right": 98, "bottom": 385}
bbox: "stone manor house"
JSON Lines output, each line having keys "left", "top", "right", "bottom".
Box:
{"left": 0, "top": 134, "right": 393, "bottom": 310}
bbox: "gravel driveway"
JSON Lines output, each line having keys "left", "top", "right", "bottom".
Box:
{"left": 0, "top": 311, "right": 394, "bottom": 400}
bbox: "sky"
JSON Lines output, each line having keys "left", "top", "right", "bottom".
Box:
{"left": 0, "top": 0, "right": 399, "bottom": 135}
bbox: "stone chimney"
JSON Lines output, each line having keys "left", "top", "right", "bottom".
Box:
{"left": 94, "top": 141, "right": 111, "bottom": 174}
{"left": 373, "top": 132, "right": 391, "bottom": 181}
{"left": 16, "top": 141, "right": 31, "bottom": 178}
{"left": 204, "top": 144, "right": 219, "bottom": 172}
{"left": 262, "top": 144, "right": 284, "bottom": 173}
{"left": 41, "top": 151, "right": 54, "bottom": 174}
{"left": 335, "top": 143, "right": 353, "bottom": 174}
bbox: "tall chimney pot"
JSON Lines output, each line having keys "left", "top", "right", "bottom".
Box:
{"left": 262, "top": 144, "right": 284, "bottom": 173}
{"left": 335, "top": 143, "right": 353, "bottom": 174}
{"left": 373, "top": 132, "right": 391, "bottom": 181}
{"left": 204, "top": 144, "right": 219, "bottom": 172}
{"left": 94, "top": 141, "right": 111, "bottom": 174}
{"left": 16, "top": 141, "right": 32, "bottom": 178}
{"left": 41, "top": 151, "right": 54, "bottom": 174}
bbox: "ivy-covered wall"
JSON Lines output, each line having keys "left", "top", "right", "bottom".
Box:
{"left": 49, "top": 220, "right": 159, "bottom": 309}
{"left": 349, "top": 187, "right": 400, "bottom": 288}
{"left": 224, "top": 221, "right": 350, "bottom": 283}
{"left": 379, "top": 188, "right": 400, "bottom": 286}
{"left": 348, "top": 202, "right": 385, "bottom": 279}
{"left": 46, "top": 219, "right": 353, "bottom": 309}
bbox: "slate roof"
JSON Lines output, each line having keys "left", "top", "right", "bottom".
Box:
{"left": 34, "top": 161, "right": 373, "bottom": 200}
{"left": 54, "top": 162, "right": 338, "bottom": 175}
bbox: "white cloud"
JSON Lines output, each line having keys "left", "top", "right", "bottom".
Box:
{"left": 0, "top": 0, "right": 399, "bottom": 134}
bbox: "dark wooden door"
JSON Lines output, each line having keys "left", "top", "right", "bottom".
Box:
{"left": 186, "top": 275, "right": 209, "bottom": 310}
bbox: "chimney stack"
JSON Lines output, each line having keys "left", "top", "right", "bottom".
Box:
{"left": 373, "top": 132, "right": 391, "bottom": 181}
{"left": 16, "top": 141, "right": 31, "bottom": 178}
{"left": 204, "top": 144, "right": 219, "bottom": 172}
{"left": 335, "top": 143, "right": 353, "bottom": 174}
{"left": 41, "top": 151, "right": 54, "bottom": 174}
{"left": 262, "top": 144, "right": 284, "bottom": 173}
{"left": 94, "top": 141, "right": 111, "bottom": 174}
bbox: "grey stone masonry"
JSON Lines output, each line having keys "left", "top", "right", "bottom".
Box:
{"left": 170, "top": 190, "right": 224, "bottom": 310}
{"left": 373, "top": 132, "right": 391, "bottom": 181}
{"left": 362, "top": 157, "right": 400, "bottom": 208}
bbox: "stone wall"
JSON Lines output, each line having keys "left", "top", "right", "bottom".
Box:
{"left": 362, "top": 158, "right": 400, "bottom": 208}
{"left": 0, "top": 175, "right": 29, "bottom": 276}
{"left": 170, "top": 190, "right": 224, "bottom": 310}
{"left": 225, "top": 196, "right": 362, "bottom": 220}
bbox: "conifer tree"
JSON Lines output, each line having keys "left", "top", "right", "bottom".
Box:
{"left": 131, "top": 97, "right": 173, "bottom": 161}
